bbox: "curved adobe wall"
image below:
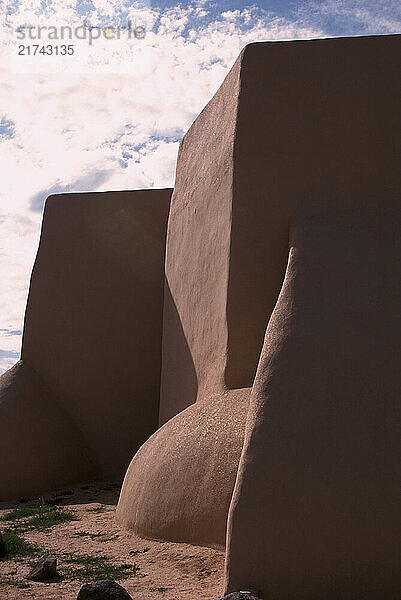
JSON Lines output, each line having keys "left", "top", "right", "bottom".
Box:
{"left": 118, "top": 35, "right": 401, "bottom": 566}
{"left": 117, "top": 388, "right": 249, "bottom": 549}
{"left": 225, "top": 34, "right": 401, "bottom": 597}
{"left": 117, "top": 53, "right": 252, "bottom": 547}
{"left": 158, "top": 52, "right": 243, "bottom": 425}
{"left": 0, "top": 360, "right": 93, "bottom": 500}
{"left": 0, "top": 189, "right": 171, "bottom": 500}
{"left": 226, "top": 201, "right": 401, "bottom": 599}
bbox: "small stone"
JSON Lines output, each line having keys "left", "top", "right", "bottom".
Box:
{"left": 25, "top": 555, "right": 58, "bottom": 581}
{"left": 77, "top": 580, "right": 133, "bottom": 599}
{"left": 217, "top": 593, "right": 262, "bottom": 600}
{"left": 0, "top": 532, "right": 7, "bottom": 559}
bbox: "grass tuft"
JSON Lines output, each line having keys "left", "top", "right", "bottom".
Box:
{"left": 73, "top": 531, "right": 104, "bottom": 539}
{"left": 1, "top": 507, "right": 43, "bottom": 521}
{"left": 28, "top": 507, "right": 77, "bottom": 530}
{"left": 1, "top": 505, "right": 78, "bottom": 531}
{"left": 1, "top": 530, "right": 38, "bottom": 559}
{"left": 87, "top": 504, "right": 108, "bottom": 513}
{"left": 61, "top": 553, "right": 139, "bottom": 582}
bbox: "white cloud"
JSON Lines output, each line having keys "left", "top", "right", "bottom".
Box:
{"left": 0, "top": 0, "right": 399, "bottom": 374}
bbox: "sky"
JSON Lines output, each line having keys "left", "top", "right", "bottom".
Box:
{"left": 0, "top": 0, "right": 400, "bottom": 374}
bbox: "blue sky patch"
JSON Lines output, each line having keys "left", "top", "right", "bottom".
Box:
{"left": 0, "top": 349, "right": 20, "bottom": 359}
{"left": 0, "top": 328, "right": 22, "bottom": 336}
{"left": 0, "top": 118, "right": 15, "bottom": 139}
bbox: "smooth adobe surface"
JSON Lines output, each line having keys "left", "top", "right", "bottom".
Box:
{"left": 118, "top": 35, "right": 401, "bottom": 574}
{"left": 160, "top": 33, "right": 401, "bottom": 421}
{"left": 0, "top": 360, "right": 93, "bottom": 500}
{"left": 226, "top": 33, "right": 401, "bottom": 388}
{"left": 224, "top": 34, "right": 401, "bottom": 597}
{"left": 0, "top": 189, "right": 171, "bottom": 499}
{"left": 117, "top": 388, "right": 249, "bottom": 549}
{"left": 117, "top": 55, "right": 251, "bottom": 548}
{"left": 159, "top": 52, "right": 243, "bottom": 424}
{"left": 226, "top": 200, "right": 401, "bottom": 599}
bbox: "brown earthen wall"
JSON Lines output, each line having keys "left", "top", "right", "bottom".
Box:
{"left": 0, "top": 189, "right": 171, "bottom": 500}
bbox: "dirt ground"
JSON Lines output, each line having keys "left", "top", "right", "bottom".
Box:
{"left": 0, "top": 482, "right": 224, "bottom": 600}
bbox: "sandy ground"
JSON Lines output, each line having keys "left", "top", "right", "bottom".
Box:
{"left": 0, "top": 482, "right": 224, "bottom": 600}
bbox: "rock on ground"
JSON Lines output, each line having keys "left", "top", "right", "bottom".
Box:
{"left": 0, "top": 531, "right": 7, "bottom": 559}
{"left": 25, "top": 555, "right": 58, "bottom": 581}
{"left": 217, "top": 593, "right": 261, "bottom": 600}
{"left": 77, "top": 579, "right": 133, "bottom": 599}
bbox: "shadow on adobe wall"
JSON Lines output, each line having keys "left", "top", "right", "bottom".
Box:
{"left": 159, "top": 278, "right": 198, "bottom": 423}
